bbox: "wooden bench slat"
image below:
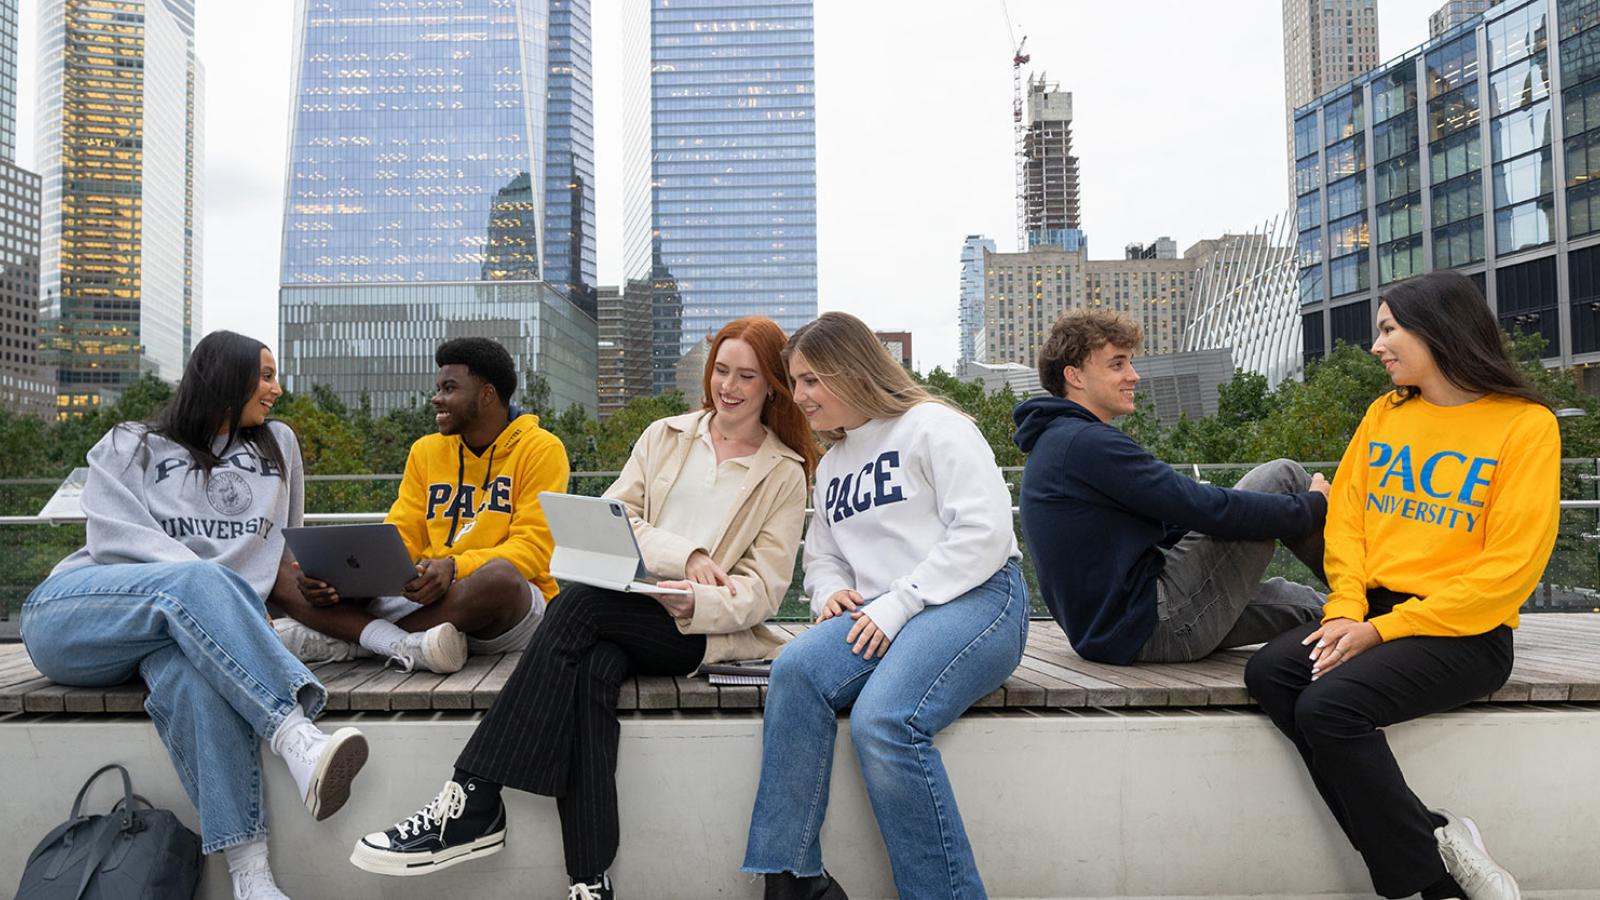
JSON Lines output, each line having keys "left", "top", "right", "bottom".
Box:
{"left": 2, "top": 613, "right": 1596, "bottom": 714}
{"left": 432, "top": 654, "right": 499, "bottom": 710}
{"left": 473, "top": 653, "right": 523, "bottom": 710}
{"left": 635, "top": 675, "right": 678, "bottom": 709}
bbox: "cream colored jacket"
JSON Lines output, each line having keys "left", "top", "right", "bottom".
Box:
{"left": 603, "top": 410, "right": 807, "bottom": 665}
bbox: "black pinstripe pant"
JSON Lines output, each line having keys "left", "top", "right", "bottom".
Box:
{"left": 456, "top": 582, "right": 706, "bottom": 878}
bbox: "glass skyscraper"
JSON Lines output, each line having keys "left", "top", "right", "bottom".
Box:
{"left": 279, "top": 0, "right": 597, "bottom": 414}
{"left": 36, "top": 0, "right": 203, "bottom": 416}
{"left": 623, "top": 0, "right": 818, "bottom": 392}
{"left": 1293, "top": 0, "right": 1600, "bottom": 370}
{"left": 544, "top": 0, "right": 596, "bottom": 312}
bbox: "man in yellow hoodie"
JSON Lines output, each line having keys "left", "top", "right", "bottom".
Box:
{"left": 277, "top": 338, "right": 570, "bottom": 674}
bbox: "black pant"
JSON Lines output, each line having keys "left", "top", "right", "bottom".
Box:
{"left": 1243, "top": 590, "right": 1513, "bottom": 898}
{"left": 456, "top": 583, "right": 706, "bottom": 878}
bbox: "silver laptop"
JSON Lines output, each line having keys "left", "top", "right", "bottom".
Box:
{"left": 283, "top": 524, "right": 416, "bottom": 598}
{"left": 540, "top": 492, "right": 691, "bottom": 594}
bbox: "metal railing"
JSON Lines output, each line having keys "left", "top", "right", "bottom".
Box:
{"left": 0, "top": 461, "right": 1596, "bottom": 626}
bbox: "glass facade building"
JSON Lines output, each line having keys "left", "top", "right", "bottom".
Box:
{"left": 1294, "top": 0, "right": 1600, "bottom": 368}
{"left": 959, "top": 235, "right": 995, "bottom": 365}
{"left": 622, "top": 0, "right": 818, "bottom": 393}
{"left": 279, "top": 0, "right": 597, "bottom": 412}
{"left": 35, "top": 0, "right": 202, "bottom": 416}
{"left": 280, "top": 281, "right": 597, "bottom": 414}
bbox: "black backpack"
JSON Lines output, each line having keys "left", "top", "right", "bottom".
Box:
{"left": 17, "top": 764, "right": 202, "bottom": 900}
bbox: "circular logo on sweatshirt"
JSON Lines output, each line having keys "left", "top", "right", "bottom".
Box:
{"left": 206, "top": 471, "right": 252, "bottom": 516}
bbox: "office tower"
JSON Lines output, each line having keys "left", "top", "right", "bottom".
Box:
{"left": 623, "top": 0, "right": 818, "bottom": 393}
{"left": 1292, "top": 0, "right": 1600, "bottom": 369}
{"left": 981, "top": 243, "right": 1197, "bottom": 368}
{"left": 36, "top": 0, "right": 203, "bottom": 416}
{"left": 596, "top": 279, "right": 652, "bottom": 418}
{"left": 0, "top": 1, "right": 50, "bottom": 418}
{"left": 1022, "top": 76, "right": 1085, "bottom": 251}
{"left": 1431, "top": 0, "right": 1492, "bottom": 37}
{"left": 545, "top": 0, "right": 596, "bottom": 313}
{"left": 0, "top": 0, "right": 15, "bottom": 161}
{"left": 1283, "top": 0, "right": 1380, "bottom": 197}
{"left": 278, "top": 0, "right": 597, "bottom": 415}
{"left": 959, "top": 235, "right": 994, "bottom": 366}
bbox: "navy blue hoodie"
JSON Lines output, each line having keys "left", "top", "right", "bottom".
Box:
{"left": 1013, "top": 396, "right": 1326, "bottom": 664}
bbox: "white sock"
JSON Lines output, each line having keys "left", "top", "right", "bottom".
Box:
{"left": 224, "top": 838, "right": 289, "bottom": 899}
{"left": 223, "top": 839, "right": 269, "bottom": 874}
{"left": 359, "top": 619, "right": 408, "bottom": 657}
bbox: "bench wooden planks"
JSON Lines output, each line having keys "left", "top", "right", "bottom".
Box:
{"left": 2, "top": 613, "right": 1597, "bottom": 715}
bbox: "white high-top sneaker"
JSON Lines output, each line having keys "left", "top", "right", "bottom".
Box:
{"left": 229, "top": 853, "right": 291, "bottom": 900}
{"left": 276, "top": 721, "right": 368, "bottom": 821}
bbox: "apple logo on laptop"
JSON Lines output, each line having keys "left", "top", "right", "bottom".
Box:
{"left": 346, "top": 556, "right": 361, "bottom": 569}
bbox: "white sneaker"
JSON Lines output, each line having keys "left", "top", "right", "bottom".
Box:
{"left": 230, "top": 855, "right": 291, "bottom": 900}
{"left": 1434, "top": 808, "right": 1520, "bottom": 900}
{"left": 275, "top": 618, "right": 370, "bottom": 664}
{"left": 277, "top": 722, "right": 369, "bottom": 821}
{"left": 388, "top": 622, "right": 469, "bottom": 674}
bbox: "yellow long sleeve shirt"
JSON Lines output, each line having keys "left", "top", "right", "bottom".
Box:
{"left": 385, "top": 413, "right": 570, "bottom": 599}
{"left": 1322, "top": 392, "right": 1559, "bottom": 641}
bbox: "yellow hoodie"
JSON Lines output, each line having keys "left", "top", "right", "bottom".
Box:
{"left": 1322, "top": 392, "right": 1559, "bottom": 640}
{"left": 386, "top": 413, "right": 569, "bottom": 599}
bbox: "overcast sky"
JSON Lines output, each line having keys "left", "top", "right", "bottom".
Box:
{"left": 16, "top": 0, "right": 1445, "bottom": 375}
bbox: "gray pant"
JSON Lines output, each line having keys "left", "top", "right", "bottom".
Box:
{"left": 1136, "top": 459, "right": 1327, "bottom": 663}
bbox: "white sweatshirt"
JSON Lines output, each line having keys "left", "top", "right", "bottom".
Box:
{"left": 53, "top": 421, "right": 305, "bottom": 599}
{"left": 803, "top": 402, "right": 1019, "bottom": 640}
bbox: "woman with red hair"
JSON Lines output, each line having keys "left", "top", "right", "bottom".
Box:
{"left": 352, "top": 317, "right": 816, "bottom": 900}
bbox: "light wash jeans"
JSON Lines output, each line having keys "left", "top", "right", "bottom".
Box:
{"left": 742, "top": 561, "right": 1028, "bottom": 900}
{"left": 21, "top": 561, "right": 327, "bottom": 853}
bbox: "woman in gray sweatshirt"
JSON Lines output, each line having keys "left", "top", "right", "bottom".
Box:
{"left": 19, "top": 331, "right": 368, "bottom": 900}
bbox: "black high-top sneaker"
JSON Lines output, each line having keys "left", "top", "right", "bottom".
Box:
{"left": 763, "top": 871, "right": 848, "bottom": 900}
{"left": 568, "top": 873, "right": 615, "bottom": 899}
{"left": 349, "top": 779, "right": 506, "bottom": 876}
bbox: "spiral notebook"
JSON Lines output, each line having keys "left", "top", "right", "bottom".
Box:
{"left": 697, "top": 658, "right": 772, "bottom": 686}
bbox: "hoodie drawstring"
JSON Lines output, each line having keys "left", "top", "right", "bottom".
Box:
{"left": 444, "top": 442, "right": 496, "bottom": 547}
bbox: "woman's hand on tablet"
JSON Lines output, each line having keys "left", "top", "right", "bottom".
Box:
{"left": 649, "top": 580, "right": 696, "bottom": 618}
{"left": 684, "top": 550, "right": 735, "bottom": 594}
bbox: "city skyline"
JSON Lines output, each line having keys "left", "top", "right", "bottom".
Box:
{"left": 17, "top": 1, "right": 1446, "bottom": 380}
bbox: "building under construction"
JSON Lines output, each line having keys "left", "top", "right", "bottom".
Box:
{"left": 1022, "top": 76, "right": 1084, "bottom": 251}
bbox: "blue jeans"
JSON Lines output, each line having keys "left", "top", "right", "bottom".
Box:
{"left": 742, "top": 561, "right": 1028, "bottom": 900}
{"left": 21, "top": 561, "right": 327, "bottom": 853}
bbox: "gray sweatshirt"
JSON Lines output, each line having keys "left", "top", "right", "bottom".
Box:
{"left": 53, "top": 420, "right": 305, "bottom": 599}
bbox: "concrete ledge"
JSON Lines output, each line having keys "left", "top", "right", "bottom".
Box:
{"left": 2, "top": 704, "right": 1596, "bottom": 899}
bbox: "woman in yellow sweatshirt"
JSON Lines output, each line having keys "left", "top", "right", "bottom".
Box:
{"left": 1245, "top": 271, "right": 1558, "bottom": 900}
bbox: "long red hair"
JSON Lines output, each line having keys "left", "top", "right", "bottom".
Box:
{"left": 700, "top": 317, "right": 820, "bottom": 479}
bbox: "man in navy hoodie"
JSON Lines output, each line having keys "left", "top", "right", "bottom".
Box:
{"left": 1014, "top": 309, "right": 1330, "bottom": 665}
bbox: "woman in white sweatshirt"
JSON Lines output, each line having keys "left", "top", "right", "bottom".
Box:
{"left": 742, "top": 312, "right": 1027, "bottom": 900}
{"left": 20, "top": 331, "right": 367, "bottom": 900}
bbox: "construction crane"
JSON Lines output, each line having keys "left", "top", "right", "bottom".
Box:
{"left": 1002, "top": 1, "right": 1030, "bottom": 251}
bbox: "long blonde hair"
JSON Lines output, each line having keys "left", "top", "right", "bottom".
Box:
{"left": 783, "top": 311, "right": 969, "bottom": 443}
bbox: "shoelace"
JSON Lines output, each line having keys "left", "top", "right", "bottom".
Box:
{"left": 395, "top": 781, "right": 466, "bottom": 840}
{"left": 568, "top": 881, "right": 605, "bottom": 900}
{"left": 1441, "top": 829, "right": 1502, "bottom": 885}
{"left": 278, "top": 724, "right": 323, "bottom": 769}
{"left": 384, "top": 634, "right": 425, "bottom": 674}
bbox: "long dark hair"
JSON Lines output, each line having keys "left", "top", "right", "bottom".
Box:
{"left": 145, "top": 330, "right": 288, "bottom": 477}
{"left": 1380, "top": 270, "right": 1547, "bottom": 408}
